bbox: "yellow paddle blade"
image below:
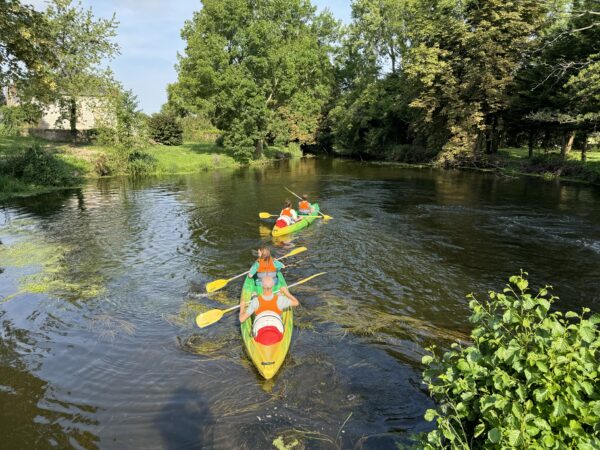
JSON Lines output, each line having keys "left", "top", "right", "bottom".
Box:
{"left": 259, "top": 212, "right": 274, "bottom": 219}
{"left": 322, "top": 214, "right": 333, "bottom": 220}
{"left": 284, "top": 246, "right": 307, "bottom": 258}
{"left": 205, "top": 278, "right": 229, "bottom": 293}
{"left": 258, "top": 225, "right": 271, "bottom": 236}
{"left": 195, "top": 309, "right": 225, "bottom": 328}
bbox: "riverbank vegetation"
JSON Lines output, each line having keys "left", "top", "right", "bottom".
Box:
{"left": 421, "top": 273, "right": 600, "bottom": 449}
{"left": 2, "top": 0, "right": 599, "bottom": 189}
{"left": 163, "top": 0, "right": 600, "bottom": 183}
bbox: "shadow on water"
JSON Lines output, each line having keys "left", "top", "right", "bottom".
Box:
{"left": 1, "top": 158, "right": 599, "bottom": 448}
{"left": 154, "top": 387, "right": 214, "bottom": 450}
{"left": 0, "top": 312, "right": 99, "bottom": 449}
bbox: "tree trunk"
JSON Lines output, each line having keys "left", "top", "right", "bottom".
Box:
{"left": 541, "top": 129, "right": 551, "bottom": 154}
{"left": 528, "top": 129, "right": 534, "bottom": 159}
{"left": 254, "top": 139, "right": 263, "bottom": 159}
{"left": 486, "top": 116, "right": 500, "bottom": 154}
{"left": 69, "top": 98, "right": 78, "bottom": 141}
{"left": 560, "top": 131, "right": 575, "bottom": 160}
{"left": 581, "top": 133, "right": 588, "bottom": 162}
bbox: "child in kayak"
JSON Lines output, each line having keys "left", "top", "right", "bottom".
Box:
{"left": 247, "top": 246, "right": 285, "bottom": 283}
{"left": 275, "top": 199, "right": 299, "bottom": 228}
{"left": 239, "top": 276, "right": 299, "bottom": 344}
{"left": 298, "top": 194, "right": 314, "bottom": 215}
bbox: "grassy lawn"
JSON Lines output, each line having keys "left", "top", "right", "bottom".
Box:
{"left": 496, "top": 147, "right": 600, "bottom": 184}
{"left": 147, "top": 141, "right": 238, "bottom": 174}
{"left": 0, "top": 135, "right": 305, "bottom": 200}
{"left": 497, "top": 146, "right": 600, "bottom": 163}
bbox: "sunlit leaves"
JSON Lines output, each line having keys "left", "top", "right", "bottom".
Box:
{"left": 421, "top": 273, "right": 600, "bottom": 449}
{"left": 173, "top": 0, "right": 339, "bottom": 161}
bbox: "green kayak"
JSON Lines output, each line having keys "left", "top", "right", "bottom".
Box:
{"left": 272, "top": 203, "right": 320, "bottom": 237}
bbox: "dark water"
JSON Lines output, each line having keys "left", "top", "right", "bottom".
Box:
{"left": 1, "top": 158, "right": 599, "bottom": 449}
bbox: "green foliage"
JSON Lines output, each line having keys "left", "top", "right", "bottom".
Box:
{"left": 0, "top": 143, "right": 79, "bottom": 186}
{"left": 328, "top": 74, "right": 423, "bottom": 159}
{"left": 147, "top": 112, "right": 183, "bottom": 146}
{"left": 178, "top": 115, "right": 217, "bottom": 142}
{"left": 173, "top": 0, "right": 338, "bottom": 161}
{"left": 0, "top": 104, "right": 41, "bottom": 136}
{"left": 37, "top": 0, "right": 119, "bottom": 133}
{"left": 0, "top": 1, "right": 57, "bottom": 88}
{"left": 125, "top": 150, "right": 157, "bottom": 177}
{"left": 422, "top": 272, "right": 600, "bottom": 449}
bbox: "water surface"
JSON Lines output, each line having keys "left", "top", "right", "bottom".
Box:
{"left": 1, "top": 159, "right": 599, "bottom": 449}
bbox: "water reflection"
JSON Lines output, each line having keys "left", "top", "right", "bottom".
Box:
{"left": 1, "top": 159, "right": 599, "bottom": 448}
{"left": 0, "top": 311, "right": 99, "bottom": 449}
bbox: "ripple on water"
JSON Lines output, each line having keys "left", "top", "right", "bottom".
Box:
{"left": 1, "top": 160, "right": 599, "bottom": 448}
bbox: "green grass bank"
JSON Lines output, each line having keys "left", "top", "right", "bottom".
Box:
{"left": 0, "top": 136, "right": 303, "bottom": 200}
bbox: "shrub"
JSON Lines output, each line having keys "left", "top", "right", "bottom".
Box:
{"left": 147, "top": 113, "right": 183, "bottom": 146}
{"left": 0, "top": 144, "right": 78, "bottom": 186}
{"left": 0, "top": 105, "right": 42, "bottom": 136}
{"left": 179, "top": 114, "right": 217, "bottom": 142}
{"left": 93, "top": 153, "right": 111, "bottom": 176}
{"left": 422, "top": 272, "right": 600, "bottom": 449}
{"left": 126, "top": 150, "right": 157, "bottom": 177}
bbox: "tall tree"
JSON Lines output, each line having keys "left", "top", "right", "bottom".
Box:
{"left": 519, "top": 0, "right": 600, "bottom": 160}
{"left": 43, "top": 0, "right": 119, "bottom": 138}
{"left": 174, "top": 0, "right": 338, "bottom": 162}
{"left": 348, "top": 0, "right": 413, "bottom": 76}
{"left": 404, "top": 0, "right": 549, "bottom": 164}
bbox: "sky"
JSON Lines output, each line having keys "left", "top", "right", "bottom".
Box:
{"left": 27, "top": 0, "right": 351, "bottom": 113}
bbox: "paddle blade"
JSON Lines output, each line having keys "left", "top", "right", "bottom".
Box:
{"left": 196, "top": 309, "right": 225, "bottom": 328}
{"left": 322, "top": 214, "right": 333, "bottom": 220}
{"left": 205, "top": 279, "right": 228, "bottom": 293}
{"left": 259, "top": 212, "right": 274, "bottom": 219}
{"left": 284, "top": 246, "right": 307, "bottom": 258}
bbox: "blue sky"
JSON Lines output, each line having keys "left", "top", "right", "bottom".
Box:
{"left": 28, "top": 0, "right": 351, "bottom": 113}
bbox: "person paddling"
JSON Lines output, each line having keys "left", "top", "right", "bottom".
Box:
{"left": 275, "top": 199, "right": 299, "bottom": 228}
{"left": 298, "top": 194, "right": 314, "bottom": 215}
{"left": 239, "top": 275, "right": 299, "bottom": 344}
{"left": 247, "top": 246, "right": 285, "bottom": 283}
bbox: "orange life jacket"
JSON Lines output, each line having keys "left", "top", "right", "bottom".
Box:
{"left": 298, "top": 200, "right": 311, "bottom": 213}
{"left": 255, "top": 293, "right": 282, "bottom": 316}
{"left": 257, "top": 257, "right": 276, "bottom": 273}
{"left": 281, "top": 207, "right": 293, "bottom": 217}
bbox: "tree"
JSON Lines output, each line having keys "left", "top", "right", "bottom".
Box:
{"left": 43, "top": 0, "right": 119, "bottom": 139}
{"left": 347, "top": 0, "right": 413, "bottom": 76}
{"left": 0, "top": 1, "right": 56, "bottom": 88}
{"left": 513, "top": 1, "right": 600, "bottom": 161}
{"left": 404, "top": 0, "right": 550, "bottom": 165}
{"left": 173, "top": 0, "right": 338, "bottom": 162}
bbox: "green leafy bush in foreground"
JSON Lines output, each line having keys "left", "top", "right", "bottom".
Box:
{"left": 422, "top": 272, "right": 599, "bottom": 449}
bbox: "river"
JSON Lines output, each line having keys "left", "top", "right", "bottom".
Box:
{"left": 1, "top": 158, "right": 599, "bottom": 449}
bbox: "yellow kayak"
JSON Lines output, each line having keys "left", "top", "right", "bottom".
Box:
{"left": 240, "top": 272, "right": 293, "bottom": 379}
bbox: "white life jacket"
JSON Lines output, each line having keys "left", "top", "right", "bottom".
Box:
{"left": 253, "top": 311, "right": 284, "bottom": 337}
{"left": 277, "top": 215, "right": 293, "bottom": 226}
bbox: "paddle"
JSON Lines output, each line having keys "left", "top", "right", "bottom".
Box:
{"left": 204, "top": 246, "right": 307, "bottom": 293}
{"left": 196, "top": 272, "right": 327, "bottom": 328}
{"left": 259, "top": 212, "right": 322, "bottom": 219}
{"left": 284, "top": 187, "right": 333, "bottom": 220}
